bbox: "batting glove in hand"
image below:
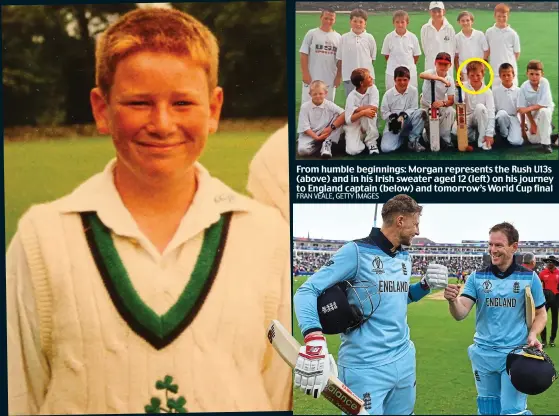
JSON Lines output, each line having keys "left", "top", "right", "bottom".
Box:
{"left": 388, "top": 113, "right": 401, "bottom": 134}
{"left": 423, "top": 263, "right": 449, "bottom": 289}
{"left": 295, "top": 334, "right": 331, "bottom": 398}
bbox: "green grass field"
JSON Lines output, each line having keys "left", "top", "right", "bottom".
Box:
{"left": 4, "top": 131, "right": 274, "bottom": 247}
{"left": 292, "top": 276, "right": 559, "bottom": 415}
{"left": 295, "top": 10, "right": 559, "bottom": 160}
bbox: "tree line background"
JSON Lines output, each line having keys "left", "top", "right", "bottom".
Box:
{"left": 2, "top": 2, "right": 286, "bottom": 128}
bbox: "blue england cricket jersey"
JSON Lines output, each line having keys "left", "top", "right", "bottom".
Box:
{"left": 461, "top": 263, "right": 546, "bottom": 350}
{"left": 294, "top": 228, "right": 430, "bottom": 368}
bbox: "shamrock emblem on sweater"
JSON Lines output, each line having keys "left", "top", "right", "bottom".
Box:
{"left": 145, "top": 375, "right": 188, "bottom": 413}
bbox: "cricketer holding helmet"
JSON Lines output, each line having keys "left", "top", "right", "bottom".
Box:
{"left": 293, "top": 195, "right": 449, "bottom": 415}
{"left": 444, "top": 222, "right": 547, "bottom": 415}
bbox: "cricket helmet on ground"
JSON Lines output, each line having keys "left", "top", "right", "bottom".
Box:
{"left": 317, "top": 280, "right": 380, "bottom": 335}
{"left": 506, "top": 346, "right": 557, "bottom": 395}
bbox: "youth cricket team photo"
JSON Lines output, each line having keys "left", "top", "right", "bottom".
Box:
{"left": 295, "top": 1, "right": 559, "bottom": 160}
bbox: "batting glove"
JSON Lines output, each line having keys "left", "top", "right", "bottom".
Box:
{"left": 388, "top": 113, "right": 401, "bottom": 133}
{"left": 423, "top": 263, "right": 449, "bottom": 289}
{"left": 295, "top": 334, "right": 331, "bottom": 398}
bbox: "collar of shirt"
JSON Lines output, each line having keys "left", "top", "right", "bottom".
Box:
{"left": 349, "top": 30, "right": 367, "bottom": 38}
{"left": 492, "top": 24, "right": 511, "bottom": 32}
{"left": 428, "top": 17, "right": 450, "bottom": 31}
{"left": 490, "top": 262, "right": 518, "bottom": 279}
{"left": 311, "top": 101, "right": 327, "bottom": 109}
{"left": 368, "top": 227, "right": 402, "bottom": 257}
{"left": 393, "top": 87, "right": 409, "bottom": 97}
{"left": 392, "top": 30, "right": 409, "bottom": 38}
{"left": 55, "top": 159, "right": 253, "bottom": 249}
{"left": 465, "top": 82, "right": 486, "bottom": 93}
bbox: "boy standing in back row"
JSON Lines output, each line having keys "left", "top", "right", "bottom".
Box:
{"left": 486, "top": 3, "right": 521, "bottom": 89}
{"left": 299, "top": 8, "right": 342, "bottom": 104}
{"left": 454, "top": 11, "right": 489, "bottom": 82}
{"left": 421, "top": 1, "right": 456, "bottom": 72}
{"left": 337, "top": 8, "right": 377, "bottom": 98}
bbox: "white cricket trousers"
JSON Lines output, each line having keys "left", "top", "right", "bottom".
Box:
{"left": 420, "top": 101, "right": 455, "bottom": 144}
{"left": 495, "top": 110, "right": 523, "bottom": 146}
{"left": 526, "top": 108, "right": 553, "bottom": 146}
{"left": 344, "top": 116, "right": 379, "bottom": 155}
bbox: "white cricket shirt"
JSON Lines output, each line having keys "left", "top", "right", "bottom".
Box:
{"left": 455, "top": 29, "right": 489, "bottom": 69}
{"left": 420, "top": 18, "right": 456, "bottom": 70}
{"left": 493, "top": 84, "right": 520, "bottom": 116}
{"left": 380, "top": 85, "right": 419, "bottom": 120}
{"left": 420, "top": 69, "right": 455, "bottom": 106}
{"left": 336, "top": 30, "right": 377, "bottom": 81}
{"left": 381, "top": 30, "right": 421, "bottom": 76}
{"left": 463, "top": 82, "right": 495, "bottom": 118}
{"left": 297, "top": 99, "right": 344, "bottom": 133}
{"left": 485, "top": 25, "right": 520, "bottom": 76}
{"left": 518, "top": 78, "right": 555, "bottom": 111}
{"left": 299, "top": 28, "right": 342, "bottom": 85}
{"left": 345, "top": 85, "right": 380, "bottom": 125}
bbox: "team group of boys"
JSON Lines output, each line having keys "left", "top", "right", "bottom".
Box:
{"left": 297, "top": 2, "right": 558, "bottom": 157}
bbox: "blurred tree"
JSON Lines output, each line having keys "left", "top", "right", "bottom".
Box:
{"left": 175, "top": 2, "right": 287, "bottom": 118}
{"left": 3, "top": 4, "right": 135, "bottom": 127}
{"left": 3, "top": 2, "right": 286, "bottom": 127}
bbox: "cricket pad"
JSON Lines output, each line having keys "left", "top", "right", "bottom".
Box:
{"left": 506, "top": 346, "right": 557, "bottom": 395}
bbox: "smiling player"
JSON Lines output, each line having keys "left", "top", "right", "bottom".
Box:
{"left": 444, "top": 222, "right": 547, "bottom": 415}
{"left": 7, "top": 7, "right": 291, "bottom": 414}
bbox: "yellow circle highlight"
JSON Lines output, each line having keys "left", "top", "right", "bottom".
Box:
{"left": 456, "top": 57, "right": 494, "bottom": 95}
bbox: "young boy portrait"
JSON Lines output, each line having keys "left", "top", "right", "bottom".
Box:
{"left": 6, "top": 5, "right": 291, "bottom": 414}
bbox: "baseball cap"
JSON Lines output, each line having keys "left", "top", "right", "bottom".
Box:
{"left": 522, "top": 252, "right": 535, "bottom": 264}
{"left": 429, "top": 1, "right": 445, "bottom": 10}
{"left": 435, "top": 52, "right": 452, "bottom": 64}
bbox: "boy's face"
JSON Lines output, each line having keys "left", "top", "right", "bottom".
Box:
{"left": 320, "top": 12, "right": 336, "bottom": 29}
{"left": 499, "top": 68, "right": 515, "bottom": 87}
{"left": 494, "top": 11, "right": 509, "bottom": 26}
{"left": 363, "top": 72, "right": 374, "bottom": 88}
{"left": 393, "top": 18, "right": 408, "bottom": 31}
{"left": 91, "top": 51, "right": 223, "bottom": 180}
{"left": 467, "top": 69, "right": 484, "bottom": 87}
{"left": 430, "top": 8, "right": 444, "bottom": 21}
{"left": 310, "top": 87, "right": 327, "bottom": 105}
{"left": 459, "top": 15, "right": 473, "bottom": 30}
{"left": 527, "top": 69, "right": 543, "bottom": 85}
{"left": 350, "top": 17, "right": 366, "bottom": 34}
{"left": 394, "top": 76, "right": 410, "bottom": 91}
{"left": 435, "top": 61, "right": 451, "bottom": 75}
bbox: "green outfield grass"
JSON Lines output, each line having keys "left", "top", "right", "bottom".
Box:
{"left": 4, "top": 131, "right": 273, "bottom": 247}
{"left": 295, "top": 10, "right": 559, "bottom": 160}
{"left": 292, "top": 276, "right": 559, "bottom": 415}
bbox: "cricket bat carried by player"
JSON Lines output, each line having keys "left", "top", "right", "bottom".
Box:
{"left": 525, "top": 287, "right": 535, "bottom": 330}
{"left": 456, "top": 84, "right": 468, "bottom": 151}
{"left": 429, "top": 79, "right": 440, "bottom": 152}
{"left": 266, "top": 320, "right": 368, "bottom": 415}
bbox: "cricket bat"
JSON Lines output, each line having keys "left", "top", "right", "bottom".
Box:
{"left": 456, "top": 84, "right": 468, "bottom": 151}
{"left": 429, "top": 80, "right": 440, "bottom": 152}
{"left": 525, "top": 287, "right": 535, "bottom": 330}
{"left": 266, "top": 320, "right": 368, "bottom": 415}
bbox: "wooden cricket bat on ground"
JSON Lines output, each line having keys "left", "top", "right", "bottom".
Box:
{"left": 525, "top": 287, "right": 535, "bottom": 329}
{"left": 429, "top": 79, "right": 440, "bottom": 152}
{"left": 456, "top": 84, "right": 468, "bottom": 151}
{"left": 266, "top": 320, "right": 368, "bottom": 415}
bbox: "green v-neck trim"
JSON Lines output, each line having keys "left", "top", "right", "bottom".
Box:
{"left": 80, "top": 211, "right": 232, "bottom": 350}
